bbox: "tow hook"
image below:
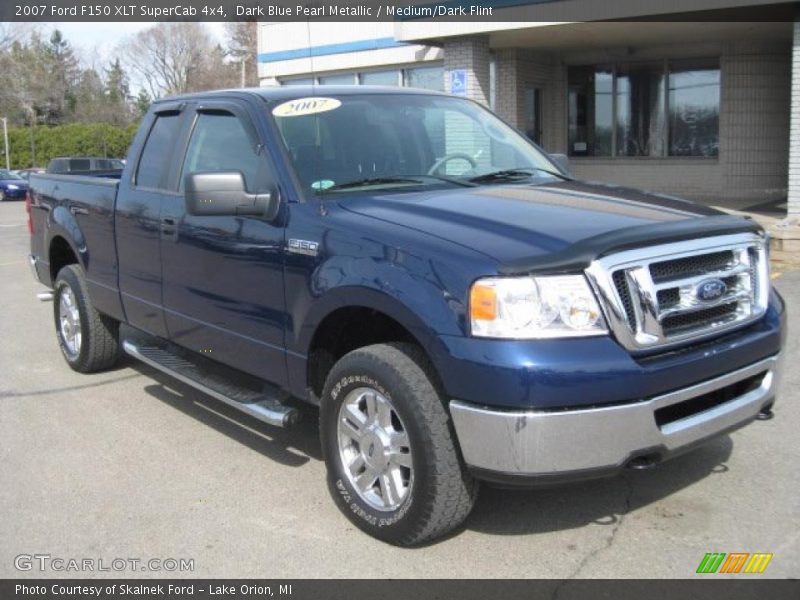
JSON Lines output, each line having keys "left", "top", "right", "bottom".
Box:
{"left": 626, "top": 454, "right": 660, "bottom": 470}
{"left": 37, "top": 291, "right": 54, "bottom": 302}
{"left": 756, "top": 406, "right": 774, "bottom": 421}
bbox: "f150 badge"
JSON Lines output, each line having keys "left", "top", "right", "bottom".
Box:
{"left": 288, "top": 239, "right": 319, "bottom": 256}
{"left": 695, "top": 278, "right": 727, "bottom": 302}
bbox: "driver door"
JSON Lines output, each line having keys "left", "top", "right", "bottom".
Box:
{"left": 160, "top": 101, "right": 288, "bottom": 387}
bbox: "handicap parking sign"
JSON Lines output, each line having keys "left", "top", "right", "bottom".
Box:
{"left": 449, "top": 70, "right": 467, "bottom": 95}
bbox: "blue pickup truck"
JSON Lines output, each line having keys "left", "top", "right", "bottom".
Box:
{"left": 28, "top": 87, "right": 785, "bottom": 545}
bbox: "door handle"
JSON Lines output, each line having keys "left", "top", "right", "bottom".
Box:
{"left": 161, "top": 217, "right": 177, "bottom": 239}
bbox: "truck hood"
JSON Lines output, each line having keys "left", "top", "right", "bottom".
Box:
{"left": 336, "top": 180, "right": 754, "bottom": 272}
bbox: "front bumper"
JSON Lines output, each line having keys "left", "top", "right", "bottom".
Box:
{"left": 450, "top": 353, "right": 782, "bottom": 483}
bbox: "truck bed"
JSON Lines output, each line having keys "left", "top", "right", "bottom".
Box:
{"left": 29, "top": 172, "right": 122, "bottom": 319}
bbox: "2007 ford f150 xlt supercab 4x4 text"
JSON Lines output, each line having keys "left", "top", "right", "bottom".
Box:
{"left": 28, "top": 87, "right": 785, "bottom": 546}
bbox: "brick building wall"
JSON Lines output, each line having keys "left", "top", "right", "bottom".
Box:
{"left": 442, "top": 37, "right": 491, "bottom": 106}
{"left": 788, "top": 19, "right": 800, "bottom": 216}
{"left": 721, "top": 41, "right": 791, "bottom": 204}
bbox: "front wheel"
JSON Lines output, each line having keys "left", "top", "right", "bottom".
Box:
{"left": 320, "top": 343, "right": 477, "bottom": 546}
{"left": 54, "top": 264, "right": 121, "bottom": 372}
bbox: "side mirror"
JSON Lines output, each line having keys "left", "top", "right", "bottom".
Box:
{"left": 184, "top": 171, "right": 279, "bottom": 219}
{"left": 548, "top": 153, "right": 570, "bottom": 175}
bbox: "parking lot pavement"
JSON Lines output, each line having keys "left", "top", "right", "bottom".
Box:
{"left": 0, "top": 199, "right": 797, "bottom": 579}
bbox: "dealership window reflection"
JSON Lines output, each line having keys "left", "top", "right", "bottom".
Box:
{"left": 669, "top": 60, "right": 720, "bottom": 157}
{"left": 568, "top": 59, "right": 719, "bottom": 158}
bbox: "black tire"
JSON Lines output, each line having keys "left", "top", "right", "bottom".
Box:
{"left": 320, "top": 342, "right": 477, "bottom": 546}
{"left": 53, "top": 264, "right": 120, "bottom": 373}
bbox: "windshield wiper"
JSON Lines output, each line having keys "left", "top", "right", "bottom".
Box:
{"left": 468, "top": 167, "right": 571, "bottom": 184}
{"left": 424, "top": 174, "right": 478, "bottom": 187}
{"left": 324, "top": 177, "right": 424, "bottom": 191}
{"left": 533, "top": 166, "right": 572, "bottom": 180}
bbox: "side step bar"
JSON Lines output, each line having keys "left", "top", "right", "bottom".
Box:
{"left": 122, "top": 340, "right": 300, "bottom": 428}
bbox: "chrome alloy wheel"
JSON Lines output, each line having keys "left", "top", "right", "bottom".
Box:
{"left": 337, "top": 387, "right": 413, "bottom": 511}
{"left": 58, "top": 286, "right": 82, "bottom": 358}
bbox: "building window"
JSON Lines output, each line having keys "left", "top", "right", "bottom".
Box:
{"left": 668, "top": 60, "right": 720, "bottom": 157}
{"left": 360, "top": 70, "right": 401, "bottom": 86}
{"left": 279, "top": 64, "right": 444, "bottom": 92}
{"left": 568, "top": 59, "right": 719, "bottom": 158}
{"left": 405, "top": 66, "right": 444, "bottom": 91}
{"left": 318, "top": 73, "right": 357, "bottom": 85}
{"left": 282, "top": 78, "right": 314, "bottom": 86}
{"left": 615, "top": 62, "right": 665, "bottom": 157}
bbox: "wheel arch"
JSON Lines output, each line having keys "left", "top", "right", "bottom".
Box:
{"left": 48, "top": 234, "right": 81, "bottom": 283}
{"left": 46, "top": 205, "right": 87, "bottom": 283}
{"left": 298, "top": 287, "right": 449, "bottom": 401}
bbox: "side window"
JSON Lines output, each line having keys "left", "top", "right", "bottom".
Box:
{"left": 136, "top": 114, "right": 181, "bottom": 189}
{"left": 180, "top": 113, "right": 265, "bottom": 192}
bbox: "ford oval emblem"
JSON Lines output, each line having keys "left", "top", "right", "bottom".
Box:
{"left": 695, "top": 278, "right": 727, "bottom": 302}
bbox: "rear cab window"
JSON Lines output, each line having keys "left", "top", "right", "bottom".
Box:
{"left": 136, "top": 113, "right": 183, "bottom": 190}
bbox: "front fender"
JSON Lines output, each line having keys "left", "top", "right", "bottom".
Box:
{"left": 298, "top": 285, "right": 442, "bottom": 354}
{"left": 284, "top": 249, "right": 475, "bottom": 400}
{"left": 290, "top": 251, "right": 469, "bottom": 355}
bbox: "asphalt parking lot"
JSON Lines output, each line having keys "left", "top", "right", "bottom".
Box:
{"left": 0, "top": 199, "right": 797, "bottom": 579}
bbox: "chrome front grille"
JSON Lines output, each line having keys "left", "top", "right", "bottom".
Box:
{"left": 586, "top": 233, "right": 769, "bottom": 352}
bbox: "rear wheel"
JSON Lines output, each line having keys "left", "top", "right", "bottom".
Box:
{"left": 320, "top": 343, "right": 477, "bottom": 546}
{"left": 54, "top": 264, "right": 120, "bottom": 372}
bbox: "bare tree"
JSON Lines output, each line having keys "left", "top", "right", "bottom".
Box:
{"left": 225, "top": 22, "right": 258, "bottom": 87}
{"left": 120, "top": 23, "right": 237, "bottom": 99}
{"left": 0, "top": 22, "right": 37, "bottom": 53}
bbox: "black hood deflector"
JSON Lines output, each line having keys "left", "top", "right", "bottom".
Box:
{"left": 499, "top": 214, "right": 763, "bottom": 275}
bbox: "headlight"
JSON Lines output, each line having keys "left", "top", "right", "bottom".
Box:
{"left": 6, "top": 184, "right": 19, "bottom": 190}
{"left": 470, "top": 275, "right": 607, "bottom": 338}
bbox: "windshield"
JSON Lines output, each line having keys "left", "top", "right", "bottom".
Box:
{"left": 0, "top": 170, "right": 22, "bottom": 180}
{"left": 270, "top": 93, "right": 562, "bottom": 194}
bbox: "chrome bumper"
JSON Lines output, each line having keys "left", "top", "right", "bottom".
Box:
{"left": 450, "top": 354, "right": 782, "bottom": 479}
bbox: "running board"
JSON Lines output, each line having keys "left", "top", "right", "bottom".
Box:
{"left": 122, "top": 340, "right": 300, "bottom": 428}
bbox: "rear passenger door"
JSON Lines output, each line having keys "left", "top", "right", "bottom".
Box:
{"left": 115, "top": 104, "right": 188, "bottom": 338}
{"left": 160, "top": 101, "right": 289, "bottom": 387}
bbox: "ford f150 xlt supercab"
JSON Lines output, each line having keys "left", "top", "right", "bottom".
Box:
{"left": 28, "top": 87, "right": 785, "bottom": 546}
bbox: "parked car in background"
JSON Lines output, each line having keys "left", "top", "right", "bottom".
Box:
{"left": 46, "top": 157, "right": 125, "bottom": 174}
{"left": 16, "top": 168, "right": 46, "bottom": 181}
{"left": 0, "top": 169, "right": 28, "bottom": 201}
